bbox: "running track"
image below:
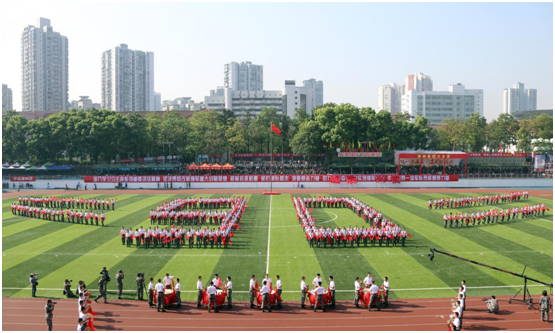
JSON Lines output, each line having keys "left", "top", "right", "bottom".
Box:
{"left": 2, "top": 295, "right": 552, "bottom": 331}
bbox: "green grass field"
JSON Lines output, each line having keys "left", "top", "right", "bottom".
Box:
{"left": 2, "top": 191, "right": 553, "bottom": 302}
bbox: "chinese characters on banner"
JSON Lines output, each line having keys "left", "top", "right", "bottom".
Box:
{"left": 83, "top": 174, "right": 458, "bottom": 183}
{"left": 10, "top": 176, "right": 36, "bottom": 182}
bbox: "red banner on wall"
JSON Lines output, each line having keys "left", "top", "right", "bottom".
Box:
{"left": 83, "top": 174, "right": 458, "bottom": 183}
{"left": 10, "top": 176, "right": 36, "bottom": 182}
{"left": 468, "top": 152, "right": 526, "bottom": 158}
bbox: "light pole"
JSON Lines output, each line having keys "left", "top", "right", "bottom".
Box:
{"left": 160, "top": 141, "right": 174, "bottom": 164}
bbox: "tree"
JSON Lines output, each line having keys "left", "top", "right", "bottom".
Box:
{"left": 516, "top": 114, "right": 553, "bottom": 152}
{"left": 487, "top": 114, "right": 520, "bottom": 152}
{"left": 189, "top": 110, "right": 225, "bottom": 159}
{"left": 461, "top": 113, "right": 487, "bottom": 152}
{"left": 2, "top": 111, "right": 28, "bottom": 163}
{"left": 290, "top": 120, "right": 323, "bottom": 160}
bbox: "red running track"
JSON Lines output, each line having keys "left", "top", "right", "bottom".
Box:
{"left": 2, "top": 295, "right": 552, "bottom": 331}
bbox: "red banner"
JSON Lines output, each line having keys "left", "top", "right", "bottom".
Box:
{"left": 83, "top": 174, "right": 458, "bottom": 183}
{"left": 398, "top": 153, "right": 467, "bottom": 159}
{"left": 338, "top": 152, "right": 382, "bottom": 157}
{"left": 10, "top": 176, "right": 36, "bottom": 182}
{"left": 468, "top": 152, "right": 526, "bottom": 158}
{"left": 230, "top": 153, "right": 324, "bottom": 158}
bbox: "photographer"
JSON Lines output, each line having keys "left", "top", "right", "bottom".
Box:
{"left": 29, "top": 273, "right": 38, "bottom": 297}
{"left": 486, "top": 295, "right": 499, "bottom": 314}
{"left": 45, "top": 299, "right": 56, "bottom": 331}
{"left": 116, "top": 270, "right": 124, "bottom": 299}
{"left": 136, "top": 273, "right": 145, "bottom": 301}
{"left": 64, "top": 279, "right": 75, "bottom": 298}
{"left": 100, "top": 267, "right": 111, "bottom": 285}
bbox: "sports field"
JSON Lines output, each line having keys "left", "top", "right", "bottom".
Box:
{"left": 2, "top": 190, "right": 553, "bottom": 301}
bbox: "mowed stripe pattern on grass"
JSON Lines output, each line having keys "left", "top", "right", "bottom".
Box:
{"left": 2, "top": 192, "right": 552, "bottom": 301}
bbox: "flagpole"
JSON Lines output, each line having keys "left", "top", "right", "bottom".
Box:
{"left": 270, "top": 126, "right": 273, "bottom": 193}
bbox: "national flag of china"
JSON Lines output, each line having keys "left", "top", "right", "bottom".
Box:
{"left": 271, "top": 122, "right": 281, "bottom": 137}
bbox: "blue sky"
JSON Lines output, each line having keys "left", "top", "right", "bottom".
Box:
{"left": 1, "top": 2, "right": 552, "bottom": 120}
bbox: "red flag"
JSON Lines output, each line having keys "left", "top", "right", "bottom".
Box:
{"left": 271, "top": 122, "right": 281, "bottom": 137}
{"left": 499, "top": 143, "right": 502, "bottom": 152}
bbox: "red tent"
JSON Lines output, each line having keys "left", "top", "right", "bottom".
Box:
{"left": 199, "top": 163, "right": 212, "bottom": 169}
{"left": 186, "top": 163, "right": 199, "bottom": 170}
{"left": 222, "top": 163, "right": 235, "bottom": 170}
{"left": 211, "top": 163, "right": 222, "bottom": 170}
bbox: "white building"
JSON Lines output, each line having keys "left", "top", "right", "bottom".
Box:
{"left": 162, "top": 97, "right": 204, "bottom": 111}
{"left": 205, "top": 80, "right": 315, "bottom": 117}
{"left": 303, "top": 79, "right": 324, "bottom": 108}
{"left": 503, "top": 82, "right": 537, "bottom": 114}
{"left": 21, "top": 18, "right": 69, "bottom": 111}
{"left": 101, "top": 44, "right": 155, "bottom": 111}
{"left": 2, "top": 84, "right": 13, "bottom": 111}
{"left": 70, "top": 96, "right": 100, "bottom": 110}
{"left": 378, "top": 83, "right": 404, "bottom": 114}
{"left": 405, "top": 72, "right": 433, "bottom": 92}
{"left": 224, "top": 61, "right": 263, "bottom": 91}
{"left": 154, "top": 92, "right": 162, "bottom": 111}
{"left": 402, "top": 83, "right": 483, "bottom": 125}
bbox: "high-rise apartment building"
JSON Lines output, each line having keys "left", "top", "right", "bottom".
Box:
{"left": 101, "top": 44, "right": 154, "bottom": 111}
{"left": 21, "top": 18, "right": 69, "bottom": 111}
{"left": 154, "top": 92, "right": 162, "bottom": 111}
{"left": 302, "top": 78, "right": 324, "bottom": 108}
{"left": 2, "top": 84, "right": 13, "bottom": 111}
{"left": 224, "top": 61, "right": 263, "bottom": 91}
{"left": 503, "top": 82, "right": 537, "bottom": 114}
{"left": 378, "top": 83, "right": 404, "bottom": 114}
{"left": 405, "top": 72, "right": 433, "bottom": 92}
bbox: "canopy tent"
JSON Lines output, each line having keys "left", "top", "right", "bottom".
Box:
{"left": 27, "top": 166, "right": 38, "bottom": 170}
{"left": 94, "top": 164, "right": 109, "bottom": 170}
{"left": 160, "top": 163, "right": 175, "bottom": 169}
{"left": 222, "top": 163, "right": 235, "bottom": 170}
{"left": 22, "top": 162, "right": 31, "bottom": 168}
{"left": 128, "top": 163, "right": 141, "bottom": 169}
{"left": 199, "top": 163, "right": 212, "bottom": 169}
{"left": 59, "top": 165, "right": 72, "bottom": 170}
{"left": 211, "top": 163, "right": 222, "bottom": 170}
{"left": 109, "top": 163, "right": 125, "bottom": 169}
{"left": 37, "top": 165, "right": 48, "bottom": 170}
{"left": 144, "top": 163, "right": 158, "bottom": 169}
{"left": 18, "top": 166, "right": 27, "bottom": 170}
{"left": 43, "top": 162, "right": 55, "bottom": 168}
{"left": 11, "top": 163, "right": 20, "bottom": 168}
{"left": 49, "top": 165, "right": 62, "bottom": 170}
{"left": 186, "top": 163, "right": 199, "bottom": 170}
{"left": 2, "top": 163, "right": 10, "bottom": 168}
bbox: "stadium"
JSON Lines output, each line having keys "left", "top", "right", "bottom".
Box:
{"left": 2, "top": 3, "right": 554, "bottom": 332}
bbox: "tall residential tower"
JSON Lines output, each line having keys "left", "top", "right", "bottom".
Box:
{"left": 21, "top": 18, "right": 68, "bottom": 111}
{"left": 224, "top": 61, "right": 263, "bottom": 91}
{"left": 503, "top": 82, "right": 537, "bottom": 114}
{"left": 101, "top": 44, "right": 154, "bottom": 111}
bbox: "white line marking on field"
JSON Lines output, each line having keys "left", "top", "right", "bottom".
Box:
{"left": 3, "top": 284, "right": 545, "bottom": 293}
{"left": 5, "top": 249, "right": 550, "bottom": 258}
{"left": 266, "top": 195, "right": 272, "bottom": 274}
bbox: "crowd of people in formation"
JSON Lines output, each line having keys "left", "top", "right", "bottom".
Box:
{"left": 148, "top": 197, "right": 242, "bottom": 225}
{"left": 293, "top": 196, "right": 410, "bottom": 248}
{"left": 428, "top": 191, "right": 529, "bottom": 210}
{"left": 447, "top": 281, "right": 468, "bottom": 331}
{"left": 16, "top": 196, "right": 117, "bottom": 210}
{"left": 10, "top": 204, "right": 107, "bottom": 226}
{"left": 441, "top": 203, "right": 549, "bottom": 228}
{"left": 122, "top": 197, "right": 247, "bottom": 249}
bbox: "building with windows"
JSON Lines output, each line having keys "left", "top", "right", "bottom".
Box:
{"left": 154, "top": 92, "right": 162, "bottom": 111}
{"left": 378, "top": 83, "right": 404, "bottom": 114}
{"left": 402, "top": 83, "right": 483, "bottom": 125}
{"left": 21, "top": 18, "right": 69, "bottom": 111}
{"left": 224, "top": 61, "right": 263, "bottom": 91}
{"left": 70, "top": 96, "right": 100, "bottom": 110}
{"left": 302, "top": 78, "right": 324, "bottom": 107}
{"left": 405, "top": 72, "right": 433, "bottom": 92}
{"left": 101, "top": 44, "right": 155, "bottom": 111}
{"left": 2, "top": 84, "right": 13, "bottom": 111}
{"left": 162, "top": 97, "right": 204, "bottom": 111}
{"left": 205, "top": 80, "right": 316, "bottom": 117}
{"left": 503, "top": 82, "right": 537, "bottom": 114}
